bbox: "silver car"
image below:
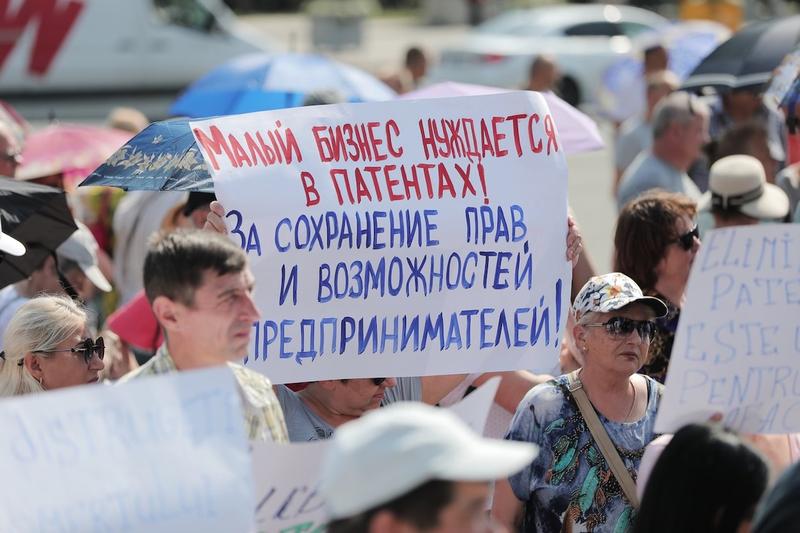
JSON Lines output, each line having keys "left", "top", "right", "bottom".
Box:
{"left": 429, "top": 4, "right": 669, "bottom": 106}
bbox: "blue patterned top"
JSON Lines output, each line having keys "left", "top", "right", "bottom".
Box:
{"left": 505, "top": 374, "right": 661, "bottom": 533}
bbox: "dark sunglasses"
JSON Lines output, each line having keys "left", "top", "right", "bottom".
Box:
{"left": 675, "top": 225, "right": 699, "bottom": 251}
{"left": 584, "top": 317, "right": 656, "bottom": 341}
{"left": 32, "top": 337, "right": 105, "bottom": 365}
{"left": 372, "top": 378, "right": 387, "bottom": 386}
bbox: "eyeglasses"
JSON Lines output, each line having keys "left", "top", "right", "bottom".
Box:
{"left": 32, "top": 337, "right": 105, "bottom": 365}
{"left": 675, "top": 225, "right": 699, "bottom": 251}
{"left": 371, "top": 377, "right": 387, "bottom": 386}
{"left": 584, "top": 317, "right": 656, "bottom": 341}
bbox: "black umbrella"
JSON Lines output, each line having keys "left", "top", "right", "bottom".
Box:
{"left": 682, "top": 15, "right": 800, "bottom": 92}
{"left": 0, "top": 177, "right": 78, "bottom": 289}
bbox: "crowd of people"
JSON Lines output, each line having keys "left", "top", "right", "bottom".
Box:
{"left": 0, "top": 37, "right": 799, "bottom": 533}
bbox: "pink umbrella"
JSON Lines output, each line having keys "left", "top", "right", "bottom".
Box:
{"left": 400, "top": 82, "right": 604, "bottom": 155}
{"left": 16, "top": 124, "right": 132, "bottom": 190}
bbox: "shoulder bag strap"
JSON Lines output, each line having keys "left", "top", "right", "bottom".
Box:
{"left": 566, "top": 370, "right": 640, "bottom": 508}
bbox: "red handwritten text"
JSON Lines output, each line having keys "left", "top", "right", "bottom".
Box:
{"left": 418, "top": 114, "right": 559, "bottom": 161}
{"left": 193, "top": 122, "right": 303, "bottom": 172}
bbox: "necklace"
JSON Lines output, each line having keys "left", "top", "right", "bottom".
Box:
{"left": 623, "top": 378, "right": 637, "bottom": 422}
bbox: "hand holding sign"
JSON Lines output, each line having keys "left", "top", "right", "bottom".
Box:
{"left": 191, "top": 94, "right": 572, "bottom": 384}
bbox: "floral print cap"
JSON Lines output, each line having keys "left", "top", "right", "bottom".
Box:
{"left": 572, "top": 272, "right": 668, "bottom": 321}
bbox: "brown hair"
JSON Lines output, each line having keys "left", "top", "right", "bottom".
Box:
{"left": 614, "top": 190, "right": 697, "bottom": 290}
{"left": 144, "top": 229, "right": 247, "bottom": 307}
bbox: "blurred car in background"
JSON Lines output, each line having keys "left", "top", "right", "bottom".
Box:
{"left": 0, "top": 0, "right": 274, "bottom": 94}
{"left": 429, "top": 4, "right": 669, "bottom": 106}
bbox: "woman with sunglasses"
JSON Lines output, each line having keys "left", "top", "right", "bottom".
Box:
{"left": 0, "top": 295, "right": 104, "bottom": 396}
{"left": 494, "top": 273, "right": 667, "bottom": 533}
{"left": 614, "top": 190, "right": 700, "bottom": 384}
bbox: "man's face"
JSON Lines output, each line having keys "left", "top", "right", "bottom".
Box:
{"left": 727, "top": 90, "right": 761, "bottom": 117}
{"left": 644, "top": 47, "right": 668, "bottom": 73}
{"left": 676, "top": 114, "right": 707, "bottom": 164}
{"left": 62, "top": 267, "right": 95, "bottom": 302}
{"left": 29, "top": 255, "right": 64, "bottom": 295}
{"left": 328, "top": 378, "right": 398, "bottom": 416}
{"left": 418, "top": 481, "right": 493, "bottom": 533}
{"left": 174, "top": 268, "right": 260, "bottom": 362}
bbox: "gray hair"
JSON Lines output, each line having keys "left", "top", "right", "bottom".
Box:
{"left": 576, "top": 310, "right": 602, "bottom": 326}
{"left": 0, "top": 295, "right": 87, "bottom": 397}
{"left": 652, "top": 91, "right": 709, "bottom": 140}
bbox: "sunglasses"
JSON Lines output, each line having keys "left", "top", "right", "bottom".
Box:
{"left": 675, "top": 225, "right": 699, "bottom": 251}
{"left": 32, "top": 337, "right": 105, "bottom": 365}
{"left": 371, "top": 377, "right": 387, "bottom": 386}
{"left": 584, "top": 317, "right": 656, "bottom": 342}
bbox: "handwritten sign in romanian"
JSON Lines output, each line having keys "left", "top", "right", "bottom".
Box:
{"left": 0, "top": 368, "right": 254, "bottom": 533}
{"left": 251, "top": 378, "right": 502, "bottom": 532}
{"left": 656, "top": 226, "right": 800, "bottom": 434}
{"left": 192, "top": 94, "right": 570, "bottom": 383}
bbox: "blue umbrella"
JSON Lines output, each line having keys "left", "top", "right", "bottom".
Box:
{"left": 170, "top": 52, "right": 397, "bottom": 118}
{"left": 80, "top": 118, "right": 213, "bottom": 192}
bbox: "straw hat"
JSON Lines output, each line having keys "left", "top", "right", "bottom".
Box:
{"left": 699, "top": 155, "right": 789, "bottom": 220}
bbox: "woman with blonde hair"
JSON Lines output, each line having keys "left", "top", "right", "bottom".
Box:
{"left": 0, "top": 295, "right": 104, "bottom": 396}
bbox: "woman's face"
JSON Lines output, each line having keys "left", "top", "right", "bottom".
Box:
{"left": 656, "top": 214, "right": 700, "bottom": 293}
{"left": 577, "top": 304, "right": 655, "bottom": 377}
{"left": 28, "top": 326, "right": 105, "bottom": 390}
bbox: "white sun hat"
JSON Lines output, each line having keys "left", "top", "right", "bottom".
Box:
{"left": 699, "top": 155, "right": 790, "bottom": 220}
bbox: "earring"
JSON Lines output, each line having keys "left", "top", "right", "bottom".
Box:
{"left": 582, "top": 345, "right": 588, "bottom": 352}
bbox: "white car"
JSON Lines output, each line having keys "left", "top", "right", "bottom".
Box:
{"left": 429, "top": 4, "right": 669, "bottom": 106}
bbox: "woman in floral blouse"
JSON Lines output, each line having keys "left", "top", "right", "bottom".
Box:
{"left": 495, "top": 273, "right": 668, "bottom": 532}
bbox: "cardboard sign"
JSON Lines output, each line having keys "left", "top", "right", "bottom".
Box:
{"left": 251, "top": 378, "right": 502, "bottom": 532}
{"left": 191, "top": 93, "right": 570, "bottom": 383}
{"left": 0, "top": 368, "right": 254, "bottom": 533}
{"left": 656, "top": 226, "right": 800, "bottom": 434}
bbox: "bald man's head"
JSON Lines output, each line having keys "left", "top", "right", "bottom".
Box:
{"left": 527, "top": 55, "right": 560, "bottom": 92}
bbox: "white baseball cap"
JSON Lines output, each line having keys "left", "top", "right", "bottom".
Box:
{"left": 0, "top": 218, "right": 25, "bottom": 257}
{"left": 56, "top": 221, "right": 112, "bottom": 292}
{"left": 319, "top": 402, "right": 538, "bottom": 519}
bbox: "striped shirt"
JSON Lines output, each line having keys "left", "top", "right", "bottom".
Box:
{"left": 119, "top": 345, "right": 288, "bottom": 443}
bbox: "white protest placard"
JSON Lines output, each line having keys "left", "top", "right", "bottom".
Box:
{"left": 0, "top": 368, "right": 255, "bottom": 533}
{"left": 656, "top": 225, "right": 800, "bottom": 434}
{"left": 191, "top": 93, "right": 570, "bottom": 383}
{"left": 447, "top": 375, "right": 501, "bottom": 434}
{"left": 251, "top": 378, "right": 502, "bottom": 532}
{"left": 764, "top": 50, "right": 800, "bottom": 108}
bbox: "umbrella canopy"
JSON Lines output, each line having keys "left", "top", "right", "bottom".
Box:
{"left": 0, "top": 177, "right": 77, "bottom": 288}
{"left": 16, "top": 124, "right": 132, "bottom": 189}
{"left": 80, "top": 118, "right": 213, "bottom": 192}
{"left": 400, "top": 82, "right": 604, "bottom": 154}
{"left": 682, "top": 15, "right": 800, "bottom": 92}
{"left": 170, "top": 52, "right": 397, "bottom": 118}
